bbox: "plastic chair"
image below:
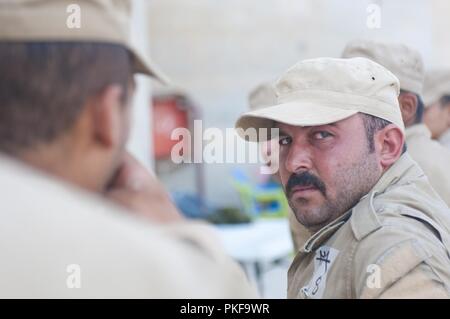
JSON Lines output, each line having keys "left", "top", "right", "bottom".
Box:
{"left": 230, "top": 169, "right": 289, "bottom": 219}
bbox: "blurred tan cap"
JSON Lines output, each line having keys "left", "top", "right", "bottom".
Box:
{"left": 235, "top": 57, "right": 403, "bottom": 142}
{"left": 342, "top": 39, "right": 424, "bottom": 95}
{"left": 248, "top": 83, "right": 277, "bottom": 110}
{"left": 423, "top": 69, "right": 450, "bottom": 107}
{"left": 0, "top": 0, "right": 169, "bottom": 83}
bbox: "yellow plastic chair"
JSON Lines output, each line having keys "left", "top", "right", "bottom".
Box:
{"left": 231, "top": 169, "right": 289, "bottom": 219}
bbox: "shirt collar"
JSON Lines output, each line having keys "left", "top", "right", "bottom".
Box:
{"left": 350, "top": 153, "right": 421, "bottom": 240}
{"left": 302, "top": 210, "right": 352, "bottom": 253}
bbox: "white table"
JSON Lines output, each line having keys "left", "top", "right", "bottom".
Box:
{"left": 214, "top": 218, "right": 294, "bottom": 294}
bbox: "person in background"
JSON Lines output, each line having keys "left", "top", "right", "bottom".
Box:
{"left": 236, "top": 57, "right": 450, "bottom": 298}
{"left": 248, "top": 83, "right": 310, "bottom": 252}
{"left": 0, "top": 0, "right": 256, "bottom": 298}
{"left": 423, "top": 69, "right": 450, "bottom": 149}
{"left": 343, "top": 39, "right": 450, "bottom": 207}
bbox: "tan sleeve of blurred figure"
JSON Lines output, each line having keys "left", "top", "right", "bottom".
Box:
{"left": 0, "top": 155, "right": 259, "bottom": 298}
{"left": 288, "top": 209, "right": 311, "bottom": 253}
{"left": 155, "top": 221, "right": 260, "bottom": 298}
{"left": 439, "top": 129, "right": 450, "bottom": 150}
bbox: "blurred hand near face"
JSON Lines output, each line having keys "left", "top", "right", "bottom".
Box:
{"left": 106, "top": 152, "right": 184, "bottom": 223}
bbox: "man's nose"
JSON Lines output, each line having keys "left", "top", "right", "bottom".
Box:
{"left": 284, "top": 141, "right": 313, "bottom": 174}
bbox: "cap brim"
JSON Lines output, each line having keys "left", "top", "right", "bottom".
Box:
{"left": 235, "top": 101, "right": 358, "bottom": 142}
{"left": 128, "top": 46, "right": 170, "bottom": 85}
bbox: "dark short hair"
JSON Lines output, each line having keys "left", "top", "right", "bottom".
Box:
{"left": 361, "top": 113, "right": 407, "bottom": 154}
{"left": 0, "top": 42, "right": 132, "bottom": 155}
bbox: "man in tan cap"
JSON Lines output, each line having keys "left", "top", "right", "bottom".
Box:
{"left": 0, "top": 0, "right": 256, "bottom": 298}
{"left": 342, "top": 39, "right": 450, "bottom": 207}
{"left": 236, "top": 57, "right": 450, "bottom": 298}
{"left": 423, "top": 69, "right": 450, "bottom": 149}
{"left": 249, "top": 83, "right": 310, "bottom": 252}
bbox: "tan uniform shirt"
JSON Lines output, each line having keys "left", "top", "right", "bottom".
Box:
{"left": 0, "top": 155, "right": 257, "bottom": 298}
{"left": 288, "top": 210, "right": 311, "bottom": 253}
{"left": 439, "top": 129, "right": 450, "bottom": 150}
{"left": 406, "top": 124, "right": 450, "bottom": 207}
{"left": 288, "top": 153, "right": 450, "bottom": 299}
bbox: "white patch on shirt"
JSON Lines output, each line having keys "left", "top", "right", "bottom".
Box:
{"left": 301, "top": 246, "right": 339, "bottom": 299}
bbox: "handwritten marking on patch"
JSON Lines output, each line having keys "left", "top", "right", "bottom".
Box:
{"left": 301, "top": 246, "right": 339, "bottom": 298}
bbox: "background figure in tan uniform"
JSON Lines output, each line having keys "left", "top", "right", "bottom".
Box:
{"left": 0, "top": 0, "right": 256, "bottom": 298}
{"left": 343, "top": 40, "right": 450, "bottom": 207}
{"left": 236, "top": 57, "right": 450, "bottom": 298}
{"left": 440, "top": 129, "right": 450, "bottom": 149}
{"left": 249, "top": 83, "right": 311, "bottom": 252}
{"left": 423, "top": 70, "right": 450, "bottom": 149}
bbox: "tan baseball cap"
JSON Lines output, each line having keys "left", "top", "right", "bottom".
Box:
{"left": 248, "top": 83, "right": 277, "bottom": 110}
{"left": 0, "top": 0, "right": 168, "bottom": 83}
{"left": 235, "top": 57, "right": 403, "bottom": 142}
{"left": 423, "top": 69, "right": 450, "bottom": 107}
{"left": 342, "top": 39, "right": 424, "bottom": 95}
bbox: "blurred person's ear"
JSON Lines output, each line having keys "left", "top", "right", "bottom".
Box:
{"left": 70, "top": 83, "right": 132, "bottom": 192}
{"left": 373, "top": 124, "right": 404, "bottom": 171}
{"left": 89, "top": 84, "right": 127, "bottom": 149}
{"left": 398, "top": 92, "right": 418, "bottom": 126}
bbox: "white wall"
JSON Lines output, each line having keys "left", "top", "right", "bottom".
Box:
{"left": 127, "top": 0, "right": 153, "bottom": 170}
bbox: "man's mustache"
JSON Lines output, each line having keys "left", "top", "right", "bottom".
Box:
{"left": 286, "top": 171, "right": 327, "bottom": 197}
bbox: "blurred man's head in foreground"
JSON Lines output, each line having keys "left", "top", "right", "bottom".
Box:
{"left": 0, "top": 0, "right": 164, "bottom": 193}
{"left": 236, "top": 57, "right": 405, "bottom": 232}
{"left": 0, "top": 42, "right": 134, "bottom": 192}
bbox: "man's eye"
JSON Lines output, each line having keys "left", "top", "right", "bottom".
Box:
{"left": 279, "top": 136, "right": 292, "bottom": 145}
{"left": 313, "top": 131, "right": 333, "bottom": 140}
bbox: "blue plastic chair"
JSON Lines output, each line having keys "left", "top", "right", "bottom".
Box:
{"left": 230, "top": 168, "right": 289, "bottom": 218}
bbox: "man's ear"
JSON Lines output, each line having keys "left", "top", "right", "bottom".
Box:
{"left": 89, "top": 84, "right": 124, "bottom": 148}
{"left": 375, "top": 124, "right": 405, "bottom": 170}
{"left": 398, "top": 92, "right": 418, "bottom": 126}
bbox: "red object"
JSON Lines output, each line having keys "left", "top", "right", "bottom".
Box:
{"left": 152, "top": 96, "right": 189, "bottom": 159}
